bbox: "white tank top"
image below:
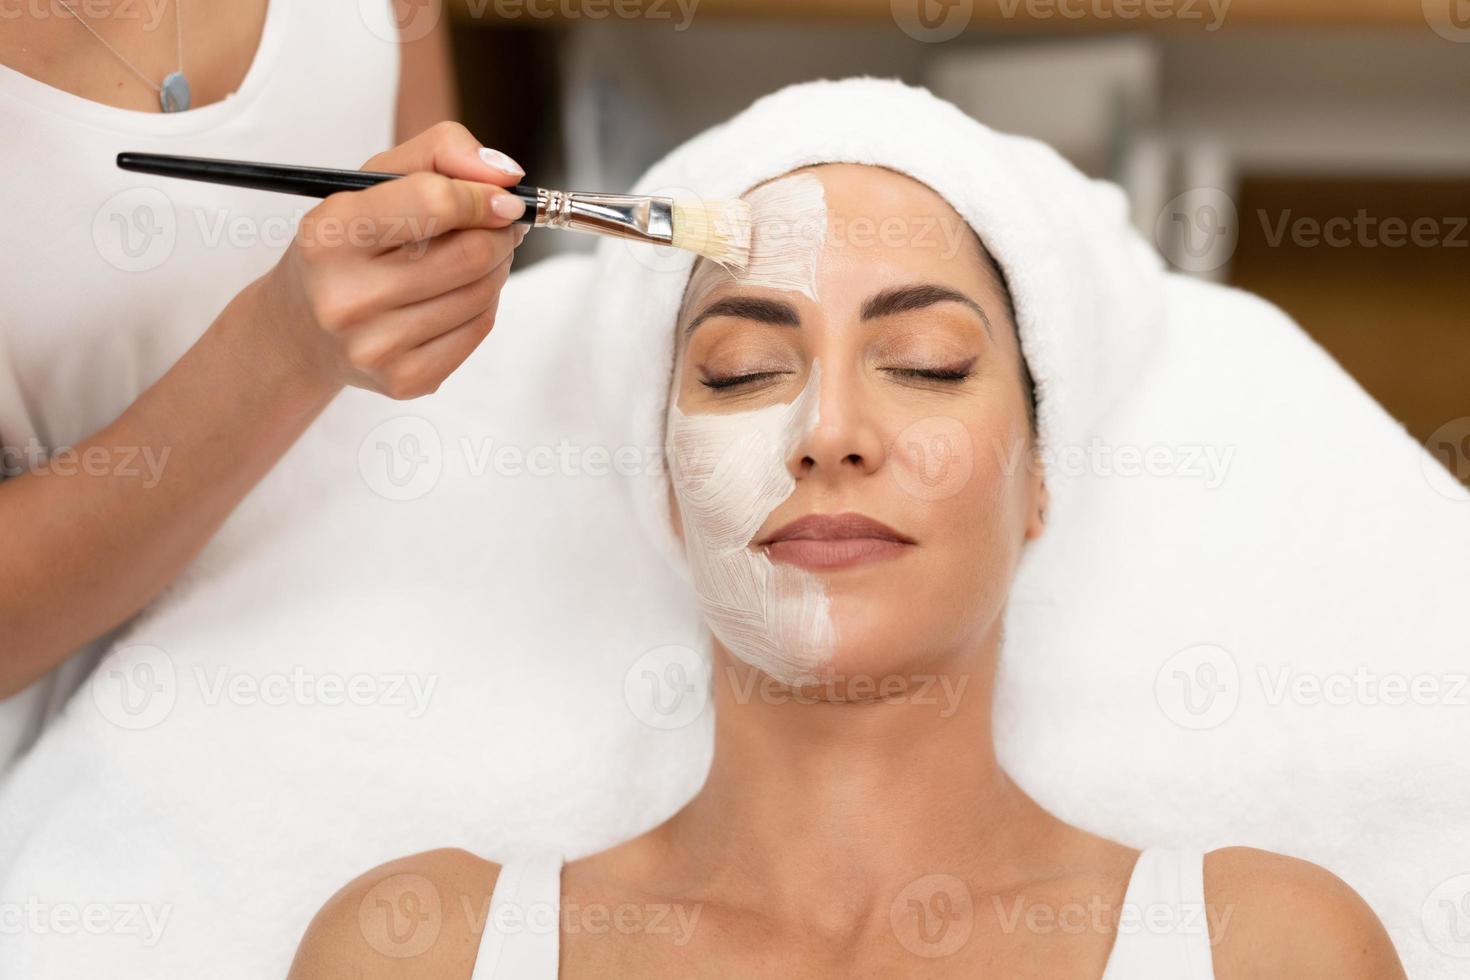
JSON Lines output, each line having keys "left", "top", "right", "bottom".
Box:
{"left": 0, "top": 0, "right": 399, "bottom": 766}
{"left": 471, "top": 848, "right": 1216, "bottom": 980}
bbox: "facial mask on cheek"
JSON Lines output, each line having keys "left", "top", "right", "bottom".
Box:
{"left": 666, "top": 363, "right": 835, "bottom": 685}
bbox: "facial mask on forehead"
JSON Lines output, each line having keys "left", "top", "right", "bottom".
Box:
{"left": 665, "top": 363, "right": 835, "bottom": 685}
{"left": 683, "top": 172, "right": 828, "bottom": 312}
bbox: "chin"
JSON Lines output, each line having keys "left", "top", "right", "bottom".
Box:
{"left": 807, "top": 594, "right": 943, "bottom": 687}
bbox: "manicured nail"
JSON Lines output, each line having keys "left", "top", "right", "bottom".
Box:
{"left": 491, "top": 191, "right": 526, "bottom": 221}
{"left": 479, "top": 147, "right": 524, "bottom": 177}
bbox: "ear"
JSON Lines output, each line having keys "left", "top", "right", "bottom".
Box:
{"left": 1025, "top": 465, "right": 1049, "bottom": 541}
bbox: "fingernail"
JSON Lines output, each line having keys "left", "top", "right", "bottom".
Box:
{"left": 479, "top": 147, "right": 524, "bottom": 177}
{"left": 491, "top": 191, "right": 526, "bottom": 221}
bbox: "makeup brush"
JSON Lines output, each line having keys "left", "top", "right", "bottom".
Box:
{"left": 114, "top": 152, "right": 753, "bottom": 270}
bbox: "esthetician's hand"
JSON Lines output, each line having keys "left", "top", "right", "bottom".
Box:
{"left": 254, "top": 121, "right": 530, "bottom": 400}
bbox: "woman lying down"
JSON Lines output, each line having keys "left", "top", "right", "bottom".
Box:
{"left": 286, "top": 80, "right": 1406, "bottom": 979}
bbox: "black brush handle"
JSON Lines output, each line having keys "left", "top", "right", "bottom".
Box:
{"left": 115, "top": 152, "right": 538, "bottom": 225}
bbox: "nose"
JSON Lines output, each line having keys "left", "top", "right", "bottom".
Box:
{"left": 788, "top": 363, "right": 886, "bottom": 485}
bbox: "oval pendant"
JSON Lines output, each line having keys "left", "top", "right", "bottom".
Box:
{"left": 160, "top": 71, "right": 191, "bottom": 113}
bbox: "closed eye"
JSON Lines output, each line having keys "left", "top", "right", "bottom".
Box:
{"left": 700, "top": 371, "right": 787, "bottom": 390}
{"left": 885, "top": 366, "right": 972, "bottom": 382}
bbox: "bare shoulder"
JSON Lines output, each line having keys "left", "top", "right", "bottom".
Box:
{"left": 1204, "top": 845, "right": 1406, "bottom": 979}
{"left": 286, "top": 847, "right": 501, "bottom": 980}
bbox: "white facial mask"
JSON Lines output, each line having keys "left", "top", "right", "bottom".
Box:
{"left": 683, "top": 172, "right": 829, "bottom": 312}
{"left": 665, "top": 363, "right": 835, "bottom": 686}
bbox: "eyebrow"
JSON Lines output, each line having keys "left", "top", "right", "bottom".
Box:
{"left": 861, "top": 284, "right": 994, "bottom": 339}
{"left": 685, "top": 296, "right": 799, "bottom": 337}
{"left": 683, "top": 283, "right": 993, "bottom": 340}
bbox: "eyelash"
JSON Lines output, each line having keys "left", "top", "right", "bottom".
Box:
{"left": 887, "top": 366, "right": 973, "bottom": 383}
{"left": 701, "top": 371, "right": 783, "bottom": 390}
{"left": 700, "top": 366, "right": 973, "bottom": 390}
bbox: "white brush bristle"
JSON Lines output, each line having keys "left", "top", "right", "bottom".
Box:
{"left": 671, "top": 199, "right": 753, "bottom": 271}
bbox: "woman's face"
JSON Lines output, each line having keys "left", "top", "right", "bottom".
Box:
{"left": 666, "top": 163, "right": 1046, "bottom": 688}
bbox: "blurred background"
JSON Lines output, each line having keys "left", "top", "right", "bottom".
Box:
{"left": 430, "top": 0, "right": 1468, "bottom": 482}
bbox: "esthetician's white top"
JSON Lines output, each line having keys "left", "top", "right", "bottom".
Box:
{"left": 0, "top": 0, "right": 399, "bottom": 767}
{"left": 470, "top": 848, "right": 1216, "bottom": 980}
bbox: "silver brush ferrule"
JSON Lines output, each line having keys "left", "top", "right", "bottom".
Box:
{"left": 533, "top": 189, "right": 674, "bottom": 246}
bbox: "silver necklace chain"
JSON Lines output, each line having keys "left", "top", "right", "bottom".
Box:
{"left": 57, "top": 0, "right": 185, "bottom": 107}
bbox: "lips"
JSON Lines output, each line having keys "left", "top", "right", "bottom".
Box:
{"left": 757, "top": 512, "right": 916, "bottom": 570}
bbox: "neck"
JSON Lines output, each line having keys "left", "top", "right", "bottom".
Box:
{"left": 660, "top": 623, "right": 1065, "bottom": 924}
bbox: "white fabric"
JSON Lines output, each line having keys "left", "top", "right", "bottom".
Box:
{"left": 469, "top": 847, "right": 1212, "bottom": 978}
{"left": 472, "top": 852, "right": 563, "bottom": 980}
{"left": 0, "top": 76, "right": 1464, "bottom": 980}
{"left": 1099, "top": 849, "right": 1214, "bottom": 980}
{"left": 0, "top": 0, "right": 399, "bottom": 767}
